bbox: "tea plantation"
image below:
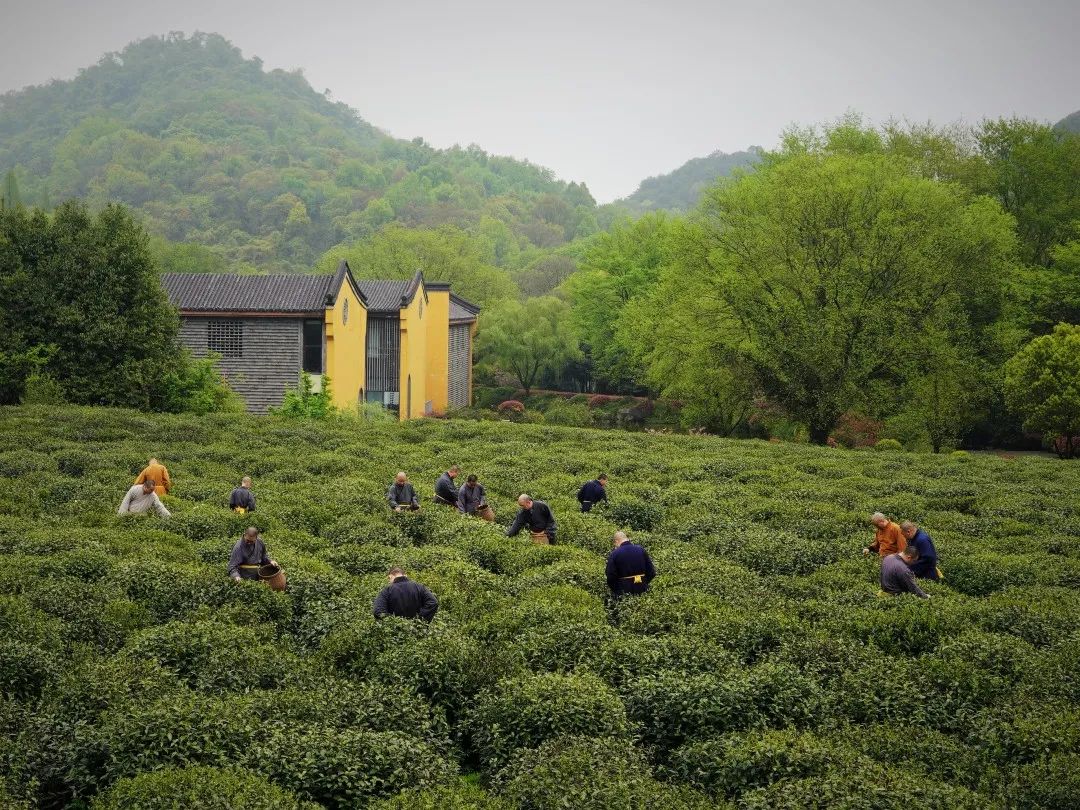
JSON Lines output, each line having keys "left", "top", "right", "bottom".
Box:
{"left": 1, "top": 406, "right": 1079, "bottom": 809}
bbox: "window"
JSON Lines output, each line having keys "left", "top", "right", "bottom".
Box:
{"left": 343, "top": 297, "right": 349, "bottom": 326}
{"left": 207, "top": 320, "right": 243, "bottom": 358}
{"left": 303, "top": 319, "right": 323, "bottom": 374}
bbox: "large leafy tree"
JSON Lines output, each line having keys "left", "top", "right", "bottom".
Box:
{"left": 0, "top": 201, "right": 190, "bottom": 408}
{"left": 645, "top": 151, "right": 1015, "bottom": 443}
{"left": 1003, "top": 323, "right": 1080, "bottom": 458}
{"left": 565, "top": 213, "right": 674, "bottom": 393}
{"left": 477, "top": 297, "right": 581, "bottom": 394}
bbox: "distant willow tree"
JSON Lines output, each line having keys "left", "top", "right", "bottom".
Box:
{"left": 477, "top": 297, "right": 581, "bottom": 394}
{"left": 632, "top": 150, "right": 1016, "bottom": 444}
{"left": 1, "top": 170, "right": 21, "bottom": 210}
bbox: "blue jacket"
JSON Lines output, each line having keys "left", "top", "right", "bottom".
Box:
{"left": 577, "top": 479, "right": 608, "bottom": 512}
{"left": 606, "top": 541, "right": 656, "bottom": 594}
{"left": 906, "top": 528, "right": 940, "bottom": 580}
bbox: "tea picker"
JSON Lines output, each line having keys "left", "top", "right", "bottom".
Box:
{"left": 229, "top": 476, "right": 256, "bottom": 513}
{"left": 577, "top": 474, "right": 608, "bottom": 513}
{"left": 606, "top": 531, "right": 656, "bottom": 597}
{"left": 434, "top": 465, "right": 460, "bottom": 507}
{"left": 229, "top": 526, "right": 285, "bottom": 591}
{"left": 373, "top": 567, "right": 439, "bottom": 621}
{"left": 387, "top": 471, "right": 421, "bottom": 512}
{"left": 506, "top": 493, "right": 557, "bottom": 544}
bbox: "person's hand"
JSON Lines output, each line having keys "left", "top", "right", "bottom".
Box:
{"left": 232, "top": 576, "right": 241, "bottom": 582}
{"left": 269, "top": 559, "right": 278, "bottom": 567}
{"left": 862, "top": 548, "right": 870, "bottom": 557}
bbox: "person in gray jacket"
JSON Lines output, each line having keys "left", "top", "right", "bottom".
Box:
{"left": 880, "top": 546, "right": 930, "bottom": 599}
{"left": 387, "top": 472, "right": 420, "bottom": 512}
{"left": 118, "top": 479, "right": 171, "bottom": 518}
{"left": 457, "top": 474, "right": 495, "bottom": 521}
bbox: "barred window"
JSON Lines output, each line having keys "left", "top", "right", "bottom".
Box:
{"left": 207, "top": 320, "right": 243, "bottom": 358}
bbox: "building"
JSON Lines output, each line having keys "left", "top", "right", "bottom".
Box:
{"left": 162, "top": 261, "right": 479, "bottom": 417}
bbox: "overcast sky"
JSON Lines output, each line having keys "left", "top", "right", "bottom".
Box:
{"left": 2, "top": 0, "right": 1077, "bottom": 201}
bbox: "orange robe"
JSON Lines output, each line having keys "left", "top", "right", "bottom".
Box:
{"left": 135, "top": 463, "right": 171, "bottom": 497}
{"left": 872, "top": 521, "right": 906, "bottom": 557}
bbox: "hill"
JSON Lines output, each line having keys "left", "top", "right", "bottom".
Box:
{"left": 1, "top": 404, "right": 1078, "bottom": 807}
{"left": 0, "top": 33, "right": 601, "bottom": 272}
{"left": 1054, "top": 108, "right": 1080, "bottom": 134}
{"left": 615, "top": 148, "right": 760, "bottom": 214}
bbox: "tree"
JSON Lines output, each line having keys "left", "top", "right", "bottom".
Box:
{"left": 0, "top": 200, "right": 224, "bottom": 409}
{"left": 1003, "top": 323, "right": 1080, "bottom": 458}
{"left": 650, "top": 151, "right": 1015, "bottom": 444}
{"left": 1, "top": 169, "right": 21, "bottom": 210}
{"left": 974, "top": 119, "right": 1080, "bottom": 268}
{"left": 565, "top": 213, "right": 674, "bottom": 393}
{"left": 477, "top": 297, "right": 581, "bottom": 394}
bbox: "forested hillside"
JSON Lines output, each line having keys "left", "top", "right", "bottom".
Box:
{"left": 615, "top": 148, "right": 760, "bottom": 214}
{"left": 1055, "top": 108, "right": 1080, "bottom": 134}
{"left": 0, "top": 33, "right": 602, "bottom": 273}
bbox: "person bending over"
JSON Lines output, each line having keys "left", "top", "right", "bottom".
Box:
{"left": 373, "top": 567, "right": 438, "bottom": 621}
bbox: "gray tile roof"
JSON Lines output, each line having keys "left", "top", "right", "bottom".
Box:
{"left": 450, "top": 297, "right": 479, "bottom": 322}
{"left": 356, "top": 280, "right": 411, "bottom": 313}
{"left": 162, "top": 273, "right": 335, "bottom": 313}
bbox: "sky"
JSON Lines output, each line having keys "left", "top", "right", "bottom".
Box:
{"left": 1, "top": 0, "right": 1078, "bottom": 202}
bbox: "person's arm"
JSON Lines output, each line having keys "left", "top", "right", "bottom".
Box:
{"left": 118, "top": 486, "right": 134, "bottom": 515}
{"left": 577, "top": 484, "right": 586, "bottom": 504}
{"left": 600, "top": 486, "right": 608, "bottom": 503}
{"left": 249, "top": 491, "right": 256, "bottom": 511}
{"left": 643, "top": 549, "right": 656, "bottom": 583}
{"left": 545, "top": 505, "right": 557, "bottom": 541}
{"left": 409, "top": 485, "right": 419, "bottom": 509}
{"left": 506, "top": 509, "right": 525, "bottom": 537}
{"left": 228, "top": 544, "right": 243, "bottom": 580}
{"left": 605, "top": 553, "right": 618, "bottom": 590}
{"left": 373, "top": 587, "right": 389, "bottom": 620}
{"left": 901, "top": 567, "right": 929, "bottom": 598}
{"left": 229, "top": 489, "right": 239, "bottom": 509}
{"left": 419, "top": 585, "right": 438, "bottom": 621}
{"left": 152, "top": 495, "right": 171, "bottom": 519}
{"left": 161, "top": 467, "right": 171, "bottom": 493}
{"left": 387, "top": 485, "right": 397, "bottom": 508}
{"left": 456, "top": 489, "right": 467, "bottom": 513}
{"left": 259, "top": 540, "right": 271, "bottom": 566}
{"left": 134, "top": 469, "right": 147, "bottom": 486}
{"left": 894, "top": 527, "right": 907, "bottom": 554}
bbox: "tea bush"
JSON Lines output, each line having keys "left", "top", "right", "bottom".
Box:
{"left": 0, "top": 404, "right": 1077, "bottom": 807}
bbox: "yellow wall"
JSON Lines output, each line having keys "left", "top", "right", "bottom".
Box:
{"left": 424, "top": 289, "right": 450, "bottom": 415}
{"left": 397, "top": 282, "right": 429, "bottom": 420}
{"left": 324, "top": 278, "right": 367, "bottom": 411}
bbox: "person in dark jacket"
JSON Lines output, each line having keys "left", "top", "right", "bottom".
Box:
{"left": 228, "top": 527, "right": 277, "bottom": 581}
{"left": 434, "top": 465, "right": 460, "bottom": 506}
{"left": 506, "top": 494, "right": 557, "bottom": 544}
{"left": 229, "top": 476, "right": 256, "bottom": 513}
{"left": 606, "top": 531, "right": 656, "bottom": 596}
{"left": 900, "top": 521, "right": 942, "bottom": 580}
{"left": 577, "top": 474, "right": 608, "bottom": 513}
{"left": 457, "top": 474, "right": 494, "bottom": 521}
{"left": 372, "top": 567, "right": 438, "bottom": 621}
{"left": 880, "top": 546, "right": 930, "bottom": 598}
{"left": 387, "top": 472, "right": 420, "bottom": 511}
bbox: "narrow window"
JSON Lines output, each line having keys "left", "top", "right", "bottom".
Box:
{"left": 343, "top": 297, "right": 349, "bottom": 326}
{"left": 207, "top": 320, "right": 243, "bottom": 358}
{"left": 303, "top": 319, "right": 323, "bottom": 374}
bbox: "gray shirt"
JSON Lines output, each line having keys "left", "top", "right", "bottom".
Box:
{"left": 228, "top": 537, "right": 270, "bottom": 579}
{"left": 457, "top": 483, "right": 488, "bottom": 514}
{"left": 118, "top": 485, "right": 171, "bottom": 518}
{"left": 881, "top": 553, "right": 929, "bottom": 598}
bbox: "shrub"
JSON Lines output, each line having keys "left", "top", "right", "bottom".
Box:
{"left": 494, "top": 736, "right": 710, "bottom": 809}
{"left": 666, "top": 729, "right": 859, "bottom": 799}
{"left": 542, "top": 402, "right": 592, "bottom": 427}
{"left": 609, "top": 499, "right": 664, "bottom": 531}
{"left": 256, "top": 727, "right": 456, "bottom": 809}
{"left": 467, "top": 672, "right": 631, "bottom": 769}
{"left": 120, "top": 620, "right": 292, "bottom": 691}
{"left": 369, "top": 781, "right": 512, "bottom": 809}
{"left": 91, "top": 765, "right": 317, "bottom": 810}
{"left": 874, "top": 438, "right": 905, "bottom": 452}
{"left": 497, "top": 399, "right": 525, "bottom": 414}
